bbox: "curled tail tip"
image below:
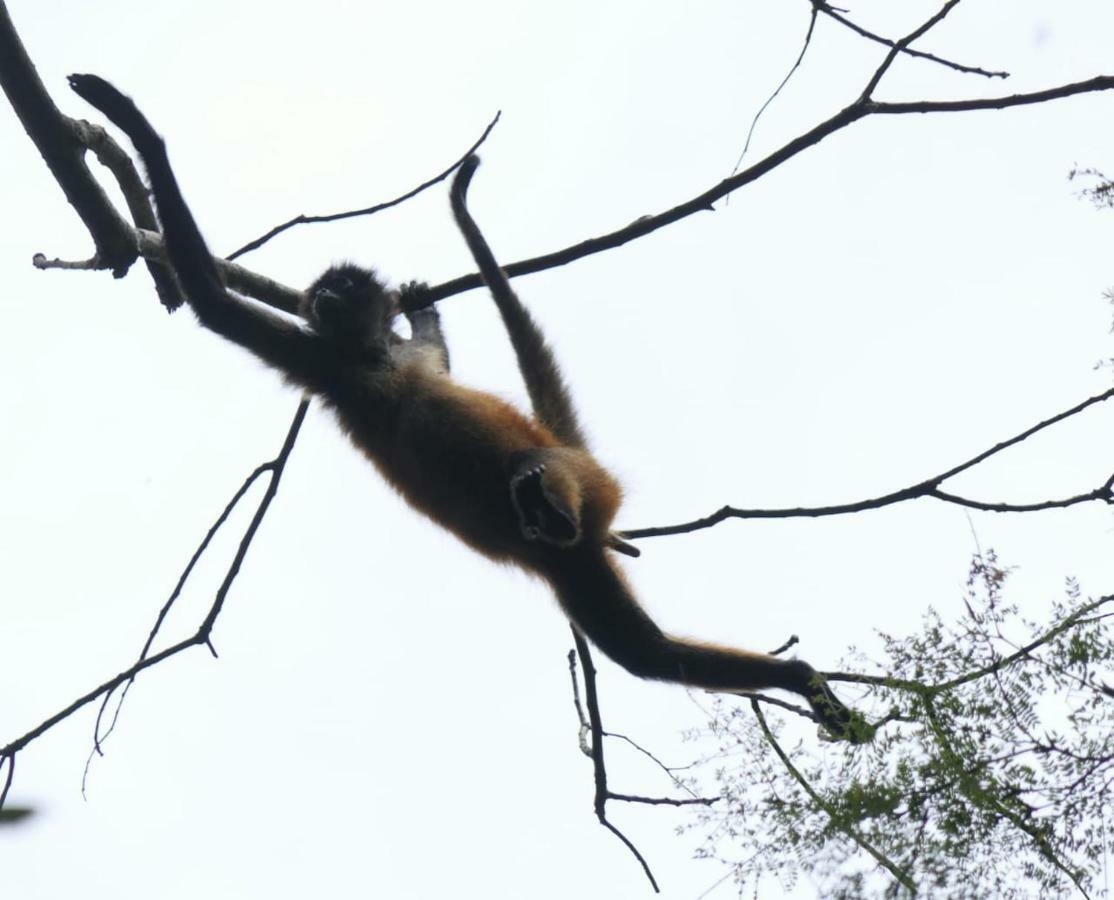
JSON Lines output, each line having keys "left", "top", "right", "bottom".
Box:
{"left": 67, "top": 72, "right": 102, "bottom": 99}
{"left": 461, "top": 153, "right": 481, "bottom": 175}
{"left": 67, "top": 74, "right": 135, "bottom": 123}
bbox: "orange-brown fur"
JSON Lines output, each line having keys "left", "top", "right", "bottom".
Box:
{"left": 68, "top": 73, "right": 864, "bottom": 742}
{"left": 328, "top": 358, "right": 622, "bottom": 563}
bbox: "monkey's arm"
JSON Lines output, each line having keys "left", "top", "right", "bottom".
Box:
{"left": 399, "top": 282, "right": 450, "bottom": 373}
{"left": 450, "top": 156, "right": 587, "bottom": 449}
{"left": 67, "top": 75, "right": 329, "bottom": 387}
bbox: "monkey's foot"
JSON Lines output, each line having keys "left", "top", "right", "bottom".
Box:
{"left": 510, "top": 462, "right": 580, "bottom": 547}
{"left": 807, "top": 679, "right": 874, "bottom": 744}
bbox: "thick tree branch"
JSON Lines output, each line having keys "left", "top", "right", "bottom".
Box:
{"left": 0, "top": 1, "right": 135, "bottom": 272}
{"left": 134, "top": 229, "right": 306, "bottom": 314}
{"left": 0, "top": 0, "right": 179, "bottom": 308}
{"left": 9, "top": 0, "right": 1111, "bottom": 329}
{"left": 69, "top": 117, "right": 182, "bottom": 309}
{"left": 418, "top": 75, "right": 1114, "bottom": 304}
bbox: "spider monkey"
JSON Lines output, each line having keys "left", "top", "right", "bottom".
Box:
{"left": 67, "top": 74, "right": 865, "bottom": 742}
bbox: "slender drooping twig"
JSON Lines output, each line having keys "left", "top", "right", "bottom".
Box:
{"left": 224, "top": 111, "right": 501, "bottom": 261}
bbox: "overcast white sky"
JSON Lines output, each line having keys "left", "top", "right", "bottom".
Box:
{"left": 2, "top": 1, "right": 1113, "bottom": 897}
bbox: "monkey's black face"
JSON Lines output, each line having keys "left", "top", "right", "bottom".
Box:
{"left": 304, "top": 263, "right": 397, "bottom": 351}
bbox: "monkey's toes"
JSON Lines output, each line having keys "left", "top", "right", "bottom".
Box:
{"left": 510, "top": 464, "right": 579, "bottom": 545}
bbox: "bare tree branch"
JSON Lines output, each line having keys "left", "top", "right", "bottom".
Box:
{"left": 621, "top": 386, "right": 1114, "bottom": 540}
{"left": 1, "top": 400, "right": 309, "bottom": 776}
{"left": 418, "top": 75, "right": 1114, "bottom": 305}
{"left": 131, "top": 229, "right": 307, "bottom": 315}
{"left": 69, "top": 117, "right": 182, "bottom": 308}
{"left": 11, "top": 0, "right": 1109, "bottom": 328}
{"left": 225, "top": 111, "right": 502, "bottom": 261}
{"left": 859, "top": 0, "right": 966, "bottom": 101}
{"left": 826, "top": 594, "right": 1114, "bottom": 692}
{"left": 84, "top": 452, "right": 280, "bottom": 786}
{"left": 610, "top": 792, "right": 716, "bottom": 808}
{"left": 0, "top": 2, "right": 134, "bottom": 271}
{"left": 810, "top": 1, "right": 1009, "bottom": 79}
{"left": 0, "top": 1, "right": 182, "bottom": 308}
{"left": 569, "top": 630, "right": 661, "bottom": 893}
{"left": 0, "top": 754, "right": 12, "bottom": 812}
{"left": 732, "top": 6, "right": 820, "bottom": 174}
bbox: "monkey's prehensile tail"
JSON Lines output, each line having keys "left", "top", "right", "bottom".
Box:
{"left": 450, "top": 156, "right": 588, "bottom": 450}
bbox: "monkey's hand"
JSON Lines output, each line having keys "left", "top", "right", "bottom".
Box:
{"left": 397, "top": 280, "right": 434, "bottom": 316}
{"left": 398, "top": 281, "right": 449, "bottom": 371}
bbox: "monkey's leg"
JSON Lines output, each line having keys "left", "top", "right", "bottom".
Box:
{"left": 509, "top": 450, "right": 582, "bottom": 547}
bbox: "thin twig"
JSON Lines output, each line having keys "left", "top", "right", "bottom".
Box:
{"left": 609, "top": 792, "right": 717, "bottom": 808}
{"left": 2, "top": 400, "right": 309, "bottom": 773}
{"left": 733, "top": 691, "right": 817, "bottom": 722}
{"left": 603, "top": 731, "right": 702, "bottom": 786}
{"left": 224, "top": 112, "right": 501, "bottom": 261}
{"left": 419, "top": 75, "right": 1114, "bottom": 305}
{"left": 83, "top": 460, "right": 274, "bottom": 792}
{"left": 922, "top": 695, "right": 1091, "bottom": 897}
{"left": 621, "top": 386, "right": 1114, "bottom": 540}
{"left": 769, "top": 635, "right": 800, "bottom": 656}
{"left": 571, "top": 629, "right": 661, "bottom": 893}
{"left": 0, "top": 754, "right": 13, "bottom": 811}
{"left": 731, "top": 7, "right": 819, "bottom": 174}
{"left": 811, "top": 1, "right": 1008, "bottom": 79}
{"left": 827, "top": 595, "right": 1114, "bottom": 691}
{"left": 859, "top": 0, "right": 965, "bottom": 100}
{"left": 567, "top": 649, "right": 592, "bottom": 757}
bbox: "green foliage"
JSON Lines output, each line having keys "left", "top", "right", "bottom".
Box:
{"left": 687, "top": 553, "right": 1113, "bottom": 898}
{"left": 1070, "top": 167, "right": 1114, "bottom": 210}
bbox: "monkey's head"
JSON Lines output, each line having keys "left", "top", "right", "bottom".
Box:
{"left": 303, "top": 263, "right": 398, "bottom": 351}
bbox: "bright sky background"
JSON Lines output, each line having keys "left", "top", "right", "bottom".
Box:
{"left": 2, "top": 1, "right": 1113, "bottom": 897}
